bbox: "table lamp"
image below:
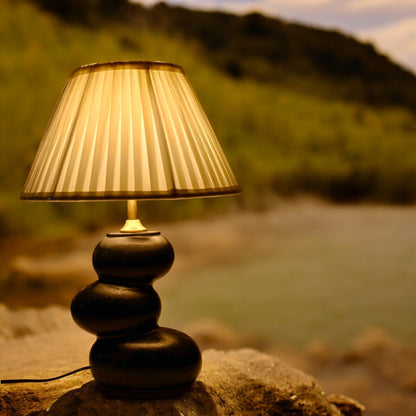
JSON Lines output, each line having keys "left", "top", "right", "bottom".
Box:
{"left": 21, "top": 61, "right": 240, "bottom": 399}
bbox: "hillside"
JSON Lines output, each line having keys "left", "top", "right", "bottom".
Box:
{"left": 29, "top": 0, "right": 416, "bottom": 111}
{"left": 131, "top": 2, "right": 416, "bottom": 111}
{"left": 1, "top": 0, "right": 416, "bottom": 237}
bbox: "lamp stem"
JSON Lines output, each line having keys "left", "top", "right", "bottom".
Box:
{"left": 127, "top": 199, "right": 138, "bottom": 220}
{"left": 120, "top": 200, "right": 147, "bottom": 233}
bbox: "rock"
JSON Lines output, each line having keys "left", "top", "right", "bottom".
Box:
{"left": 181, "top": 318, "right": 268, "bottom": 351}
{"left": 0, "top": 306, "right": 364, "bottom": 416}
{"left": 0, "top": 304, "right": 73, "bottom": 342}
{"left": 0, "top": 304, "right": 94, "bottom": 416}
{"left": 342, "top": 328, "right": 416, "bottom": 391}
{"left": 327, "top": 394, "right": 366, "bottom": 416}
{"left": 2, "top": 349, "right": 364, "bottom": 416}
{"left": 0, "top": 331, "right": 92, "bottom": 416}
{"left": 306, "top": 339, "right": 336, "bottom": 365}
{"left": 0, "top": 370, "right": 91, "bottom": 416}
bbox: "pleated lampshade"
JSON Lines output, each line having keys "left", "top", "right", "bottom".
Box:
{"left": 21, "top": 61, "right": 240, "bottom": 201}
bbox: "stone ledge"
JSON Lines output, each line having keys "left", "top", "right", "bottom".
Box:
{"left": 2, "top": 349, "right": 364, "bottom": 416}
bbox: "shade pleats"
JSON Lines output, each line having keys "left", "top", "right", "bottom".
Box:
{"left": 21, "top": 61, "right": 240, "bottom": 200}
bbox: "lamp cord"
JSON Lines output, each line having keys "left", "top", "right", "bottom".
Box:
{"left": 1, "top": 366, "right": 91, "bottom": 384}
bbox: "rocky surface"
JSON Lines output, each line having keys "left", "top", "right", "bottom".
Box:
{"left": 0, "top": 306, "right": 93, "bottom": 416}
{"left": 0, "top": 304, "right": 364, "bottom": 416}
{"left": 4, "top": 302, "right": 416, "bottom": 415}
{"left": 0, "top": 305, "right": 74, "bottom": 341}
{"left": 3, "top": 303, "right": 416, "bottom": 415}
{"left": 2, "top": 349, "right": 363, "bottom": 416}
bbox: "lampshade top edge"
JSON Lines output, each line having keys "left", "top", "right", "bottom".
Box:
{"left": 70, "top": 61, "right": 185, "bottom": 78}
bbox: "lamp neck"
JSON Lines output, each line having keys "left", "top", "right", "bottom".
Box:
{"left": 120, "top": 200, "right": 147, "bottom": 233}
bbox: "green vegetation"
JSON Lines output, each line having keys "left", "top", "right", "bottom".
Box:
{"left": 1, "top": 0, "right": 416, "bottom": 236}
{"left": 27, "top": 0, "right": 416, "bottom": 111}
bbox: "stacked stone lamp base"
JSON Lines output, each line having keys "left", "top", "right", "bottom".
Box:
{"left": 71, "top": 231, "right": 202, "bottom": 399}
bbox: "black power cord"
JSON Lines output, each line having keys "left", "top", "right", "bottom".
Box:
{"left": 1, "top": 366, "right": 91, "bottom": 384}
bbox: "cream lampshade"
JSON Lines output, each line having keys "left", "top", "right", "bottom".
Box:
{"left": 20, "top": 61, "right": 240, "bottom": 399}
{"left": 21, "top": 61, "right": 239, "bottom": 201}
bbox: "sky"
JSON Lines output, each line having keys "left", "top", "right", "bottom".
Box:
{"left": 137, "top": 0, "right": 416, "bottom": 74}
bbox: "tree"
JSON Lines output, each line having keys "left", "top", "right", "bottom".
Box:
{"left": 29, "top": 0, "right": 129, "bottom": 23}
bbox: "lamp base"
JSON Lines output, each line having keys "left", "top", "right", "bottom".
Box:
{"left": 90, "top": 327, "right": 201, "bottom": 398}
{"left": 71, "top": 231, "right": 201, "bottom": 399}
